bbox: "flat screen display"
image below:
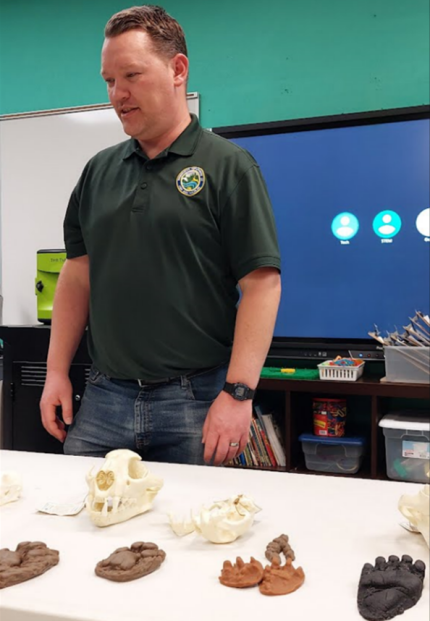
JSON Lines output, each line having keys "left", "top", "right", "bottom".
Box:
{"left": 223, "top": 114, "right": 429, "bottom": 341}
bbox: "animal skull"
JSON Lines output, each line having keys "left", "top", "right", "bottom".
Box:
{"left": 86, "top": 449, "right": 163, "bottom": 527}
{"left": 398, "top": 484, "right": 430, "bottom": 547}
{"left": 169, "top": 494, "right": 261, "bottom": 543}
{"left": 0, "top": 471, "right": 22, "bottom": 506}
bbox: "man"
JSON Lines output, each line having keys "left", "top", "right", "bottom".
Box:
{"left": 40, "top": 5, "right": 281, "bottom": 466}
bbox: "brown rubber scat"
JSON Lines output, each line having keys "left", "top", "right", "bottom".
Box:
{"left": 265, "top": 533, "right": 295, "bottom": 563}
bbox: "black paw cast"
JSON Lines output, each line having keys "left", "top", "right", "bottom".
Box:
{"left": 357, "top": 555, "right": 426, "bottom": 620}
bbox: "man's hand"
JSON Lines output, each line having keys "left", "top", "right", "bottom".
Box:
{"left": 40, "top": 372, "right": 74, "bottom": 442}
{"left": 202, "top": 391, "right": 252, "bottom": 465}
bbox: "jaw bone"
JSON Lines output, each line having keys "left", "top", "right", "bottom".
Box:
{"left": 86, "top": 449, "right": 163, "bottom": 527}
{"left": 0, "top": 471, "right": 23, "bottom": 506}
{"left": 168, "top": 511, "right": 196, "bottom": 537}
{"left": 169, "top": 494, "right": 261, "bottom": 543}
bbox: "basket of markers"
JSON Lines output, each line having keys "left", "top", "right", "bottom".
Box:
{"left": 318, "top": 357, "right": 365, "bottom": 382}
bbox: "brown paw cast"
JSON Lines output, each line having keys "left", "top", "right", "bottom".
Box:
{"left": 259, "top": 556, "right": 305, "bottom": 596}
{"left": 95, "top": 542, "right": 166, "bottom": 582}
{"left": 0, "top": 541, "right": 59, "bottom": 589}
{"left": 219, "top": 556, "right": 264, "bottom": 588}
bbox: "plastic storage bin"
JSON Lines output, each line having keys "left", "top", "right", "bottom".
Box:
{"left": 298, "top": 434, "right": 366, "bottom": 474}
{"left": 383, "top": 346, "right": 430, "bottom": 384}
{"left": 379, "top": 413, "right": 430, "bottom": 483}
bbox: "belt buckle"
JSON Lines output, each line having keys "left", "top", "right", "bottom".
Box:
{"left": 137, "top": 375, "right": 176, "bottom": 386}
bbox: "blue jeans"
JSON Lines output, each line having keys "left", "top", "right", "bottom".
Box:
{"left": 63, "top": 363, "right": 228, "bottom": 465}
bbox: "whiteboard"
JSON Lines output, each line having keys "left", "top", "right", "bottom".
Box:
{"left": 0, "top": 94, "right": 199, "bottom": 325}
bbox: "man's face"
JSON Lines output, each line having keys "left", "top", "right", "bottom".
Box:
{"left": 101, "top": 30, "right": 182, "bottom": 142}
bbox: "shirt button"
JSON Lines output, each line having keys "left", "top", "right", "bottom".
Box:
{"left": 140, "top": 182, "right": 148, "bottom": 189}
{"left": 146, "top": 164, "right": 152, "bottom": 171}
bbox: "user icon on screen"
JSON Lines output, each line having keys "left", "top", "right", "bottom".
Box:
{"left": 416, "top": 208, "right": 430, "bottom": 237}
{"left": 331, "top": 212, "right": 359, "bottom": 241}
{"left": 373, "top": 210, "right": 402, "bottom": 239}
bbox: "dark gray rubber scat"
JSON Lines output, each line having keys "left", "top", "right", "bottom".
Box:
{"left": 357, "top": 555, "right": 426, "bottom": 620}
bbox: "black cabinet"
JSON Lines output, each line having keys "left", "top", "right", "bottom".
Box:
{"left": 0, "top": 326, "right": 91, "bottom": 453}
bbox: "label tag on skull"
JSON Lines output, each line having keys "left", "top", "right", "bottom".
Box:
{"left": 37, "top": 495, "right": 87, "bottom": 516}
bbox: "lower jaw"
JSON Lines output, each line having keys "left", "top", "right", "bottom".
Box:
{"left": 88, "top": 505, "right": 150, "bottom": 527}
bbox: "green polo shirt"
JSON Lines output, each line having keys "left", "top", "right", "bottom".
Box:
{"left": 64, "top": 114, "right": 281, "bottom": 380}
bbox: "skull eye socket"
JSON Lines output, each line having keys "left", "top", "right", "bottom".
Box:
{"left": 128, "top": 458, "right": 146, "bottom": 479}
{"left": 96, "top": 470, "right": 115, "bottom": 491}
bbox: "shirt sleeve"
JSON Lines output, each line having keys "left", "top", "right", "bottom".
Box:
{"left": 63, "top": 171, "right": 88, "bottom": 259}
{"left": 220, "top": 163, "right": 281, "bottom": 281}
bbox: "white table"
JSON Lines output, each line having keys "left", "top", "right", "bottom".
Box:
{"left": 0, "top": 450, "right": 428, "bottom": 621}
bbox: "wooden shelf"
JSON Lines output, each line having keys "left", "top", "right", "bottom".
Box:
{"left": 225, "top": 464, "right": 287, "bottom": 473}
{"left": 258, "top": 376, "right": 430, "bottom": 398}
{"left": 251, "top": 375, "right": 430, "bottom": 480}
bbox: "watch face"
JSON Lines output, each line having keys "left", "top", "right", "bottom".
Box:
{"left": 234, "top": 385, "right": 246, "bottom": 398}
{"left": 223, "top": 382, "right": 253, "bottom": 401}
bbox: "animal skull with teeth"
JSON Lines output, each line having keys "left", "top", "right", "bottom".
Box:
{"left": 86, "top": 449, "right": 163, "bottom": 527}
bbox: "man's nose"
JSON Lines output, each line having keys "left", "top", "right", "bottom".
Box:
{"left": 111, "top": 82, "right": 130, "bottom": 102}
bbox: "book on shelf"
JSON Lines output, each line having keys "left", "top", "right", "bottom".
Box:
{"left": 254, "top": 403, "right": 287, "bottom": 468}
{"left": 228, "top": 403, "right": 286, "bottom": 469}
{"left": 251, "top": 417, "right": 272, "bottom": 466}
{"left": 253, "top": 416, "right": 276, "bottom": 467}
{"left": 249, "top": 422, "right": 265, "bottom": 465}
{"left": 262, "top": 414, "right": 286, "bottom": 467}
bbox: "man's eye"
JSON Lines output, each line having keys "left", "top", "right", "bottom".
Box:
{"left": 105, "top": 78, "right": 114, "bottom": 85}
{"left": 126, "top": 73, "right": 138, "bottom": 79}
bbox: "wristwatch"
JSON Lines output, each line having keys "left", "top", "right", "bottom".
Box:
{"left": 223, "top": 382, "right": 255, "bottom": 401}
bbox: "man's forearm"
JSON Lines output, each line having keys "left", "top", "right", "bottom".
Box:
{"left": 226, "top": 269, "right": 281, "bottom": 388}
{"left": 47, "top": 260, "right": 90, "bottom": 375}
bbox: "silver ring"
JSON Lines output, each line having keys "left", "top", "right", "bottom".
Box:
{"left": 229, "top": 442, "right": 240, "bottom": 448}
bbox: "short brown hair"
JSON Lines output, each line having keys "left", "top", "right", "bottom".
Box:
{"left": 104, "top": 5, "right": 188, "bottom": 59}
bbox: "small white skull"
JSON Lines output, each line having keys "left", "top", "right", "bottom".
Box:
{"left": 0, "top": 471, "right": 22, "bottom": 506}
{"left": 86, "top": 449, "right": 163, "bottom": 527}
{"left": 169, "top": 494, "right": 261, "bottom": 543}
{"left": 398, "top": 484, "right": 430, "bottom": 547}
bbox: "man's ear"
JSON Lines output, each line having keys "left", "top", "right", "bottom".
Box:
{"left": 172, "top": 53, "right": 189, "bottom": 87}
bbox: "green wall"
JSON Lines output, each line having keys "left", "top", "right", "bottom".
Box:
{"left": 0, "top": 0, "right": 429, "bottom": 127}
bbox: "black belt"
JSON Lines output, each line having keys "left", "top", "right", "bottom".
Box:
{"left": 117, "top": 364, "right": 223, "bottom": 387}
